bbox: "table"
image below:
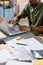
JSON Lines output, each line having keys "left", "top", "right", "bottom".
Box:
{"left": 3, "top": 32, "right": 43, "bottom": 44}
{"left": 0, "top": 32, "right": 43, "bottom": 65}
{"left": 36, "top": 34, "right": 43, "bottom": 40}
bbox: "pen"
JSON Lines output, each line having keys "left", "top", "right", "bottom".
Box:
{"left": 16, "top": 43, "right": 27, "bottom": 46}
{"left": 19, "top": 60, "right": 32, "bottom": 62}
{"left": 16, "top": 59, "right": 32, "bottom": 62}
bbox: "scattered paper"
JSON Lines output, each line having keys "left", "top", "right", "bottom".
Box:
{"left": 5, "top": 41, "right": 34, "bottom": 60}
{"left": 24, "top": 37, "right": 43, "bottom": 50}
{"left": 6, "top": 60, "right": 32, "bottom": 65}
{"left": 0, "top": 58, "right": 7, "bottom": 63}
{"left": 13, "top": 46, "right": 34, "bottom": 61}
{"left": 6, "top": 38, "right": 17, "bottom": 48}
{"left": 0, "top": 45, "right": 34, "bottom": 61}
{"left": 6, "top": 37, "right": 43, "bottom": 50}
{"left": 0, "top": 48, "right": 17, "bottom": 60}
{"left": 6, "top": 37, "right": 43, "bottom": 61}
{"left": 0, "top": 31, "right": 6, "bottom": 39}
{"left": 6, "top": 37, "right": 28, "bottom": 48}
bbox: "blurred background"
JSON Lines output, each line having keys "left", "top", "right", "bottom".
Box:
{"left": 0, "top": 0, "right": 43, "bottom": 21}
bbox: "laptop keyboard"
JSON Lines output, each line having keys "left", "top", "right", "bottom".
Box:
{"left": 8, "top": 27, "right": 17, "bottom": 34}
{"left": 8, "top": 26, "right": 24, "bottom": 35}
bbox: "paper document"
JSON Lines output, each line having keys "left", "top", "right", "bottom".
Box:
{"left": 24, "top": 37, "right": 43, "bottom": 50}
{"left": 6, "top": 60, "right": 32, "bottom": 65}
{"left": 0, "top": 49, "right": 16, "bottom": 60}
{"left": 13, "top": 46, "right": 34, "bottom": 61}
{"left": 6, "top": 36, "right": 27, "bottom": 47}
{"left": 6, "top": 37, "right": 43, "bottom": 50}
{"left": 6, "top": 37, "right": 26, "bottom": 47}
{"left": 6, "top": 37, "right": 34, "bottom": 60}
{"left": 0, "top": 31, "right": 6, "bottom": 39}
{"left": 6, "top": 38, "right": 17, "bottom": 48}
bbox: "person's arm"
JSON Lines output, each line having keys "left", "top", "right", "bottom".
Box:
{"left": 8, "top": 5, "right": 28, "bottom": 24}
{"left": 31, "top": 26, "right": 43, "bottom": 32}
{"left": 16, "top": 4, "right": 29, "bottom": 21}
{"left": 19, "top": 25, "right": 43, "bottom": 32}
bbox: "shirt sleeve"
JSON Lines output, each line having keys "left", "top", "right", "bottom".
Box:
{"left": 18, "top": 4, "right": 29, "bottom": 19}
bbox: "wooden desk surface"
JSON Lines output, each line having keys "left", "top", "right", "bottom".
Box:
{"left": 36, "top": 34, "right": 43, "bottom": 41}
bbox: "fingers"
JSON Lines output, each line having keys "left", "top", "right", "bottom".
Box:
{"left": 19, "top": 25, "right": 31, "bottom": 32}
{"left": 19, "top": 26, "right": 27, "bottom": 31}
{"left": 10, "top": 20, "right": 14, "bottom": 24}
{"left": 8, "top": 20, "right": 12, "bottom": 24}
{"left": 8, "top": 20, "right": 17, "bottom": 25}
{"left": 19, "top": 27, "right": 26, "bottom": 31}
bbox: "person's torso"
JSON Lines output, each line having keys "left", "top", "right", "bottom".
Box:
{"left": 27, "top": 2, "right": 43, "bottom": 27}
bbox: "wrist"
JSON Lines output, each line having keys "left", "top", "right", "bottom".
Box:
{"left": 16, "top": 16, "right": 20, "bottom": 22}
{"left": 31, "top": 27, "right": 35, "bottom": 31}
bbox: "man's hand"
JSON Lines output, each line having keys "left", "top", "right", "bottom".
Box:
{"left": 19, "top": 25, "right": 31, "bottom": 32}
{"left": 8, "top": 16, "right": 20, "bottom": 25}
{"left": 8, "top": 20, "right": 18, "bottom": 25}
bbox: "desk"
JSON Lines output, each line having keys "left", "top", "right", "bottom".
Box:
{"left": 3, "top": 32, "right": 43, "bottom": 44}
{"left": 0, "top": 32, "right": 33, "bottom": 65}
{"left": 36, "top": 34, "right": 43, "bottom": 41}
{"left": 0, "top": 32, "right": 43, "bottom": 65}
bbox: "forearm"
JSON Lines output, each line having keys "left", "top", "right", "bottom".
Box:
{"left": 16, "top": 6, "right": 28, "bottom": 22}
{"left": 32, "top": 26, "right": 43, "bottom": 32}
{"left": 16, "top": 15, "right": 22, "bottom": 21}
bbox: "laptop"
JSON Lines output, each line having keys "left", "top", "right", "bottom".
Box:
{"left": 0, "top": 16, "right": 27, "bottom": 36}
